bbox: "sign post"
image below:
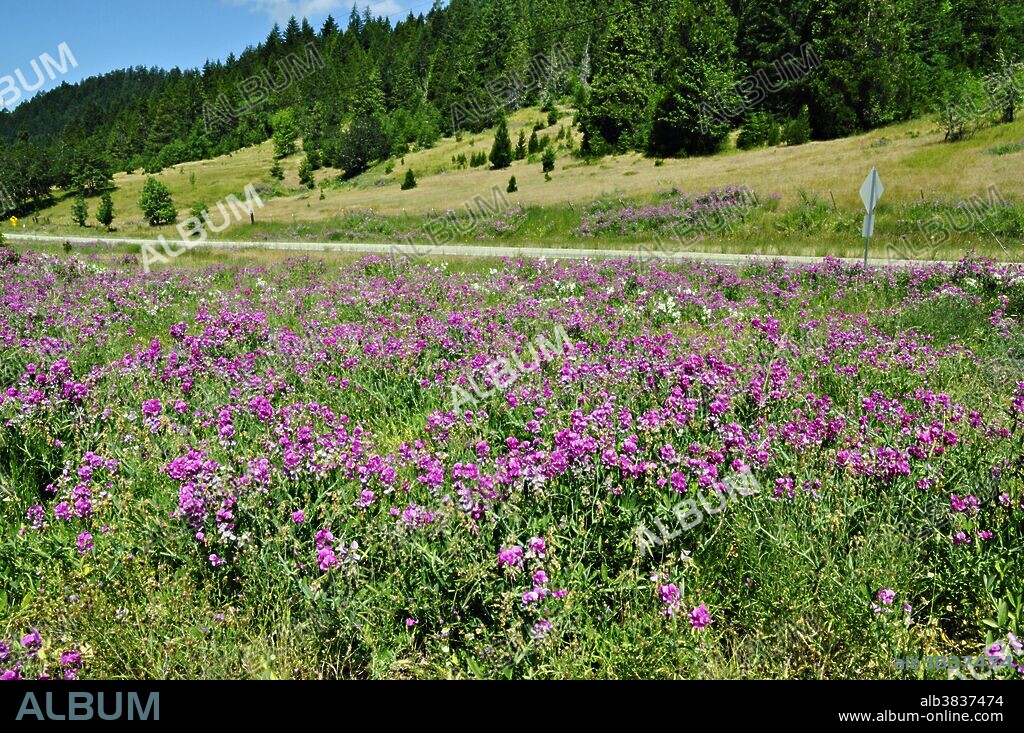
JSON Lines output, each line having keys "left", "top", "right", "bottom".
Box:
{"left": 860, "top": 167, "right": 884, "bottom": 267}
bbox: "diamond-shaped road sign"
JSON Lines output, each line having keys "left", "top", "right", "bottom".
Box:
{"left": 860, "top": 167, "right": 883, "bottom": 213}
{"left": 860, "top": 167, "right": 883, "bottom": 243}
{"left": 859, "top": 167, "right": 884, "bottom": 265}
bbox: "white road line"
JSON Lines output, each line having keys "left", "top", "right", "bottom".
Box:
{"left": 6, "top": 232, "right": 959, "bottom": 268}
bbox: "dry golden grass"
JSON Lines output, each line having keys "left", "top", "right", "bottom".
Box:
{"left": 19, "top": 105, "right": 1024, "bottom": 239}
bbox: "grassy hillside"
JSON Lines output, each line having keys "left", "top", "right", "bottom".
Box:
{"left": 12, "top": 105, "right": 1024, "bottom": 261}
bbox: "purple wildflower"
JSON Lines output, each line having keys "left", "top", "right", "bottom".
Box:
{"left": 689, "top": 604, "right": 712, "bottom": 630}
{"left": 26, "top": 505, "right": 45, "bottom": 530}
{"left": 20, "top": 629, "right": 41, "bottom": 652}
{"left": 76, "top": 531, "right": 93, "bottom": 555}
{"left": 530, "top": 620, "right": 553, "bottom": 640}
{"left": 498, "top": 545, "right": 524, "bottom": 568}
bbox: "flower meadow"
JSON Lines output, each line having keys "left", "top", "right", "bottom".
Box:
{"left": 1, "top": 247, "right": 1023, "bottom": 679}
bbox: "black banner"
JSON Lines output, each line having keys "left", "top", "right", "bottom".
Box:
{"left": 0, "top": 680, "right": 1016, "bottom": 725}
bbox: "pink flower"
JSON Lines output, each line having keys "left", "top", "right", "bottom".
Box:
{"left": 76, "top": 531, "right": 93, "bottom": 556}
{"left": 317, "top": 546, "right": 339, "bottom": 572}
{"left": 530, "top": 620, "right": 553, "bottom": 640}
{"left": 689, "top": 604, "right": 712, "bottom": 629}
{"left": 291, "top": 510, "right": 305, "bottom": 524}
{"left": 521, "top": 590, "right": 540, "bottom": 606}
{"left": 498, "top": 545, "right": 524, "bottom": 568}
{"left": 355, "top": 489, "right": 375, "bottom": 508}
{"left": 405, "top": 617, "right": 418, "bottom": 628}
{"left": 876, "top": 588, "right": 896, "bottom": 605}
{"left": 657, "top": 583, "right": 681, "bottom": 617}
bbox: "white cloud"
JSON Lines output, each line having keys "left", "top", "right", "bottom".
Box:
{"left": 228, "top": 0, "right": 410, "bottom": 24}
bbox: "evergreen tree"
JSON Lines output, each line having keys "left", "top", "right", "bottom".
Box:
{"left": 650, "top": 0, "right": 741, "bottom": 157}
{"left": 71, "top": 196, "right": 89, "bottom": 227}
{"left": 528, "top": 129, "right": 539, "bottom": 154}
{"left": 350, "top": 56, "right": 386, "bottom": 119}
{"left": 96, "top": 191, "right": 115, "bottom": 230}
{"left": 138, "top": 177, "right": 177, "bottom": 226}
{"left": 270, "top": 159, "right": 285, "bottom": 180}
{"left": 735, "top": 0, "right": 815, "bottom": 119}
{"left": 320, "top": 14, "right": 340, "bottom": 37}
{"left": 298, "top": 157, "right": 316, "bottom": 189}
{"left": 808, "top": 0, "right": 917, "bottom": 138}
{"left": 578, "top": 0, "right": 654, "bottom": 155}
{"left": 489, "top": 116, "right": 514, "bottom": 169}
{"left": 272, "top": 109, "right": 299, "bottom": 158}
{"left": 401, "top": 169, "right": 417, "bottom": 190}
{"left": 507, "top": 175, "right": 518, "bottom": 193}
{"left": 515, "top": 130, "right": 527, "bottom": 160}
{"left": 542, "top": 146, "right": 555, "bottom": 173}
{"left": 0, "top": 0, "right": 1015, "bottom": 197}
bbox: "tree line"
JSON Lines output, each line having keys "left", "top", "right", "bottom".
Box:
{"left": 0, "top": 0, "right": 1021, "bottom": 217}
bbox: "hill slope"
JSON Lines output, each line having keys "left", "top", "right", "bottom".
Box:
{"left": 14, "top": 106, "right": 1024, "bottom": 262}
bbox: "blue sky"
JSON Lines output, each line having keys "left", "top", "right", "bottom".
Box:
{"left": 1, "top": 0, "right": 434, "bottom": 108}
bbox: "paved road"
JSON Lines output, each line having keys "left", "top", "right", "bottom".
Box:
{"left": 7, "top": 232, "right": 955, "bottom": 268}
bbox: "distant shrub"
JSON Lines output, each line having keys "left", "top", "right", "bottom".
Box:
{"left": 138, "top": 177, "right": 176, "bottom": 226}
{"left": 189, "top": 202, "right": 208, "bottom": 224}
{"left": 401, "top": 169, "right": 417, "bottom": 190}
{"left": 507, "top": 175, "right": 518, "bottom": 193}
{"left": 298, "top": 158, "right": 316, "bottom": 190}
{"left": 71, "top": 197, "right": 89, "bottom": 228}
{"left": 542, "top": 147, "right": 556, "bottom": 174}
{"left": 988, "top": 140, "right": 1024, "bottom": 156}
{"left": 783, "top": 107, "right": 812, "bottom": 146}
{"left": 737, "top": 112, "right": 779, "bottom": 150}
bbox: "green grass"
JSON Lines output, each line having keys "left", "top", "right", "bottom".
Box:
{"left": 1, "top": 249, "right": 1022, "bottom": 679}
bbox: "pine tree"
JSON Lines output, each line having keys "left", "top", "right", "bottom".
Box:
{"left": 298, "top": 157, "right": 316, "bottom": 189}
{"left": 270, "top": 159, "right": 285, "bottom": 180}
{"left": 514, "top": 130, "right": 527, "bottom": 160}
{"left": 507, "top": 175, "right": 518, "bottom": 193}
{"left": 138, "top": 177, "right": 177, "bottom": 226}
{"left": 489, "top": 116, "right": 513, "bottom": 169}
{"left": 272, "top": 109, "right": 299, "bottom": 158}
{"left": 401, "top": 169, "right": 417, "bottom": 190}
{"left": 96, "top": 191, "right": 115, "bottom": 231}
{"left": 528, "top": 129, "right": 539, "bottom": 154}
{"left": 650, "top": 0, "right": 742, "bottom": 156}
{"left": 71, "top": 196, "right": 89, "bottom": 227}
{"left": 808, "top": 0, "right": 917, "bottom": 138}
{"left": 578, "top": 0, "right": 655, "bottom": 155}
{"left": 542, "top": 146, "right": 555, "bottom": 173}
